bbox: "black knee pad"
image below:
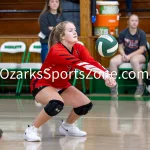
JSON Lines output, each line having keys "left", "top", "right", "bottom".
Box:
{"left": 73, "top": 102, "right": 93, "bottom": 115}
{"left": 44, "top": 100, "right": 64, "bottom": 116}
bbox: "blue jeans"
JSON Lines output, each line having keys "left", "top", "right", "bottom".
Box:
{"left": 41, "top": 43, "right": 48, "bottom": 63}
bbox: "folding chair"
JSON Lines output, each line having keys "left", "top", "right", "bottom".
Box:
{"left": 17, "top": 41, "right": 42, "bottom": 95}
{"left": 0, "top": 41, "right": 26, "bottom": 94}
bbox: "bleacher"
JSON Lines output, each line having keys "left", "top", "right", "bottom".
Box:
{"left": 0, "top": 0, "right": 149, "bottom": 39}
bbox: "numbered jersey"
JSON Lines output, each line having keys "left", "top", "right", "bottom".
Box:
{"left": 31, "top": 42, "right": 109, "bottom": 89}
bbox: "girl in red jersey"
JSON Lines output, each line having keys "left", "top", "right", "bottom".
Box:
{"left": 24, "top": 21, "right": 116, "bottom": 142}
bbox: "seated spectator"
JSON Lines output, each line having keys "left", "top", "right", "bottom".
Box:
{"left": 109, "top": 14, "right": 147, "bottom": 97}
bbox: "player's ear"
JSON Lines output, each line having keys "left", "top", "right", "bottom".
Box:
{"left": 60, "top": 34, "right": 64, "bottom": 40}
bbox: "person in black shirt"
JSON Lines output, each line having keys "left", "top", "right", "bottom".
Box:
{"left": 109, "top": 14, "right": 147, "bottom": 97}
{"left": 38, "top": 0, "right": 66, "bottom": 63}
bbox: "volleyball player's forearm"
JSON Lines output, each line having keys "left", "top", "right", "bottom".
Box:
{"left": 73, "top": 62, "right": 110, "bottom": 80}
{"left": 53, "top": 49, "right": 109, "bottom": 79}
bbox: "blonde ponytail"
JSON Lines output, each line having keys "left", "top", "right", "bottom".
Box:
{"left": 48, "top": 27, "right": 57, "bottom": 51}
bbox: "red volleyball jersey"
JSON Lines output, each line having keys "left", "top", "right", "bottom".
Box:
{"left": 31, "top": 42, "right": 109, "bottom": 89}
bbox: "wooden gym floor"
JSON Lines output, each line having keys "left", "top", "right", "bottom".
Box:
{"left": 0, "top": 95, "right": 150, "bottom": 150}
